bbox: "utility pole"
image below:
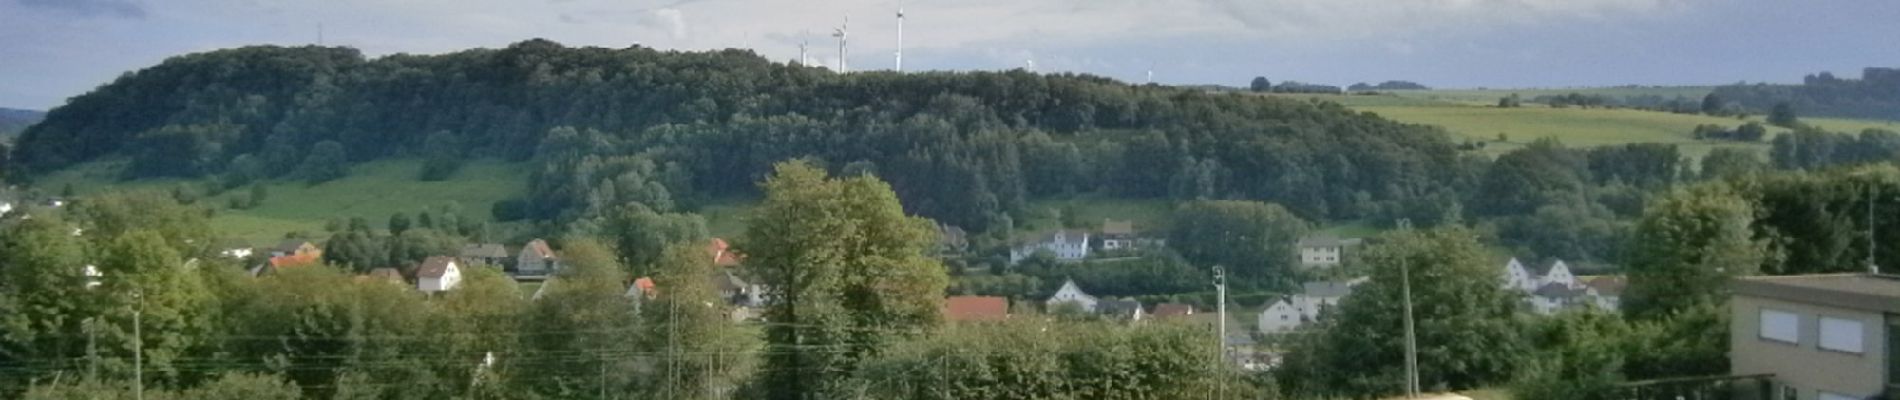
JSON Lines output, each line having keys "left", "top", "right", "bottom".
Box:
{"left": 133, "top": 290, "right": 144, "bottom": 400}
{"left": 1212, "top": 265, "right": 1227, "bottom": 400}
{"left": 1870, "top": 184, "right": 1880, "bottom": 274}
{"left": 1398, "top": 219, "right": 1419, "bottom": 397}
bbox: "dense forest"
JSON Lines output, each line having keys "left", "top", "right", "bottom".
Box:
{"left": 1710, "top": 67, "right": 1900, "bottom": 121}
{"left": 11, "top": 39, "right": 1473, "bottom": 235}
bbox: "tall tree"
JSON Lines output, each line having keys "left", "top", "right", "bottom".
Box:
{"left": 0, "top": 215, "right": 100, "bottom": 388}
{"left": 1277, "top": 227, "right": 1523, "bottom": 398}
{"left": 1623, "top": 184, "right": 1764, "bottom": 320}
{"left": 1767, "top": 102, "right": 1799, "bottom": 128}
{"left": 515, "top": 238, "right": 638, "bottom": 398}
{"left": 1166, "top": 200, "right": 1309, "bottom": 290}
{"left": 741, "top": 160, "right": 948, "bottom": 400}
{"left": 604, "top": 203, "right": 709, "bottom": 276}
{"left": 639, "top": 243, "right": 759, "bottom": 399}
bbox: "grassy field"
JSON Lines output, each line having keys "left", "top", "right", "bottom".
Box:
{"left": 35, "top": 159, "right": 529, "bottom": 244}
{"left": 1391, "top": 86, "right": 1717, "bottom": 105}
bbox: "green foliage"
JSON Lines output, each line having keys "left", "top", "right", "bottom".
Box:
{"left": 1752, "top": 165, "right": 1900, "bottom": 275}
{"left": 515, "top": 238, "right": 639, "bottom": 398}
{"left": 742, "top": 161, "right": 949, "bottom": 399}
{"left": 604, "top": 203, "right": 708, "bottom": 276}
{"left": 297, "top": 140, "right": 349, "bottom": 184}
{"left": 1166, "top": 200, "right": 1308, "bottom": 291}
{"left": 1510, "top": 311, "right": 1631, "bottom": 400}
{"left": 1698, "top": 147, "right": 1766, "bottom": 181}
{"left": 0, "top": 215, "right": 99, "bottom": 388}
{"left": 1277, "top": 227, "right": 1522, "bottom": 398}
{"left": 1623, "top": 184, "right": 1763, "bottom": 320}
{"left": 387, "top": 212, "right": 411, "bottom": 235}
{"left": 419, "top": 130, "right": 464, "bottom": 181}
{"left": 1475, "top": 139, "right": 1588, "bottom": 216}
{"left": 854, "top": 320, "right": 1263, "bottom": 400}
{"left": 639, "top": 243, "right": 760, "bottom": 399}
{"left": 1767, "top": 102, "right": 1799, "bottom": 127}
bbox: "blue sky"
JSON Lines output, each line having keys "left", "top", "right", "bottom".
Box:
{"left": 3, "top": 0, "right": 1898, "bottom": 110}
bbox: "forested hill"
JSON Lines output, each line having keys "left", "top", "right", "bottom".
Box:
{"left": 12, "top": 39, "right": 1472, "bottom": 231}
{"left": 1710, "top": 67, "right": 1900, "bottom": 121}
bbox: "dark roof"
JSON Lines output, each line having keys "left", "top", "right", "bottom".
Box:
{"left": 1098, "top": 299, "right": 1144, "bottom": 316}
{"left": 1302, "top": 281, "right": 1354, "bottom": 298}
{"left": 1532, "top": 282, "right": 1584, "bottom": 298}
{"left": 417, "top": 256, "right": 458, "bottom": 279}
{"left": 1732, "top": 274, "right": 1900, "bottom": 313}
{"left": 1585, "top": 276, "right": 1626, "bottom": 296}
{"left": 943, "top": 296, "right": 1009, "bottom": 321}
{"left": 460, "top": 243, "right": 509, "bottom": 259}
{"left": 1152, "top": 303, "right": 1194, "bottom": 317}
{"left": 1528, "top": 260, "right": 1570, "bottom": 276}
{"left": 1297, "top": 235, "right": 1343, "bottom": 248}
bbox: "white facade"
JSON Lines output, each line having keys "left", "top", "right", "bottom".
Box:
{"left": 0, "top": 201, "right": 12, "bottom": 215}
{"left": 220, "top": 247, "right": 253, "bottom": 259}
{"left": 1045, "top": 279, "right": 1098, "bottom": 312}
{"left": 1257, "top": 299, "right": 1303, "bottom": 334}
{"left": 1540, "top": 260, "right": 1580, "bottom": 289}
{"left": 419, "top": 262, "right": 462, "bottom": 293}
{"left": 1010, "top": 230, "right": 1090, "bottom": 263}
{"left": 1299, "top": 245, "right": 1342, "bottom": 267}
{"left": 1502, "top": 258, "right": 1537, "bottom": 292}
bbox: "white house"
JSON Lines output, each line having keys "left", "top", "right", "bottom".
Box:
{"left": 0, "top": 200, "right": 12, "bottom": 215}
{"left": 1291, "top": 280, "right": 1356, "bottom": 321}
{"left": 516, "top": 239, "right": 561, "bottom": 275}
{"left": 1501, "top": 258, "right": 1538, "bottom": 292}
{"left": 417, "top": 256, "right": 463, "bottom": 293}
{"left": 1010, "top": 230, "right": 1090, "bottom": 263}
{"left": 1535, "top": 260, "right": 1581, "bottom": 289}
{"left": 1099, "top": 219, "right": 1138, "bottom": 250}
{"left": 220, "top": 247, "right": 254, "bottom": 259}
{"left": 1045, "top": 279, "right": 1099, "bottom": 313}
{"left": 1530, "top": 282, "right": 1587, "bottom": 315}
{"left": 1296, "top": 236, "right": 1360, "bottom": 268}
{"left": 1257, "top": 298, "right": 1304, "bottom": 334}
{"left": 1582, "top": 276, "right": 1626, "bottom": 311}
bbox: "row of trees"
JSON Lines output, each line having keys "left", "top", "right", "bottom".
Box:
{"left": 1712, "top": 69, "right": 1900, "bottom": 121}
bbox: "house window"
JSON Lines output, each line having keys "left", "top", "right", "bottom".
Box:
{"left": 1818, "top": 316, "right": 1864, "bottom": 354}
{"left": 1760, "top": 309, "right": 1799, "bottom": 344}
{"left": 1780, "top": 385, "right": 1796, "bottom": 400}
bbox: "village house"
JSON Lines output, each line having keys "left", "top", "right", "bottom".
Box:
{"left": 271, "top": 239, "right": 322, "bottom": 258}
{"left": 1501, "top": 258, "right": 1615, "bottom": 314}
{"left": 943, "top": 295, "right": 1009, "bottom": 322}
{"left": 459, "top": 243, "right": 510, "bottom": 267}
{"left": 1729, "top": 274, "right": 1899, "bottom": 400}
{"left": 707, "top": 238, "right": 741, "bottom": 267}
{"left": 1045, "top": 279, "right": 1099, "bottom": 313}
{"left": 1098, "top": 299, "right": 1146, "bottom": 321}
{"left": 1296, "top": 235, "right": 1361, "bottom": 269}
{"left": 1582, "top": 276, "right": 1626, "bottom": 311}
{"left": 1292, "top": 280, "right": 1356, "bottom": 321}
{"left": 1098, "top": 219, "right": 1140, "bottom": 251}
{"left": 936, "top": 224, "right": 969, "bottom": 254}
{"left": 1258, "top": 297, "right": 1304, "bottom": 334}
{"left": 366, "top": 268, "right": 405, "bottom": 285}
{"left": 1151, "top": 303, "right": 1195, "bottom": 318}
{"left": 416, "top": 256, "right": 463, "bottom": 293}
{"left": 1010, "top": 230, "right": 1091, "bottom": 263}
{"left": 1529, "top": 282, "right": 1588, "bottom": 315}
{"left": 516, "top": 239, "right": 561, "bottom": 275}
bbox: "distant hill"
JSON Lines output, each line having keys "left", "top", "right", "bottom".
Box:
{"left": 1711, "top": 67, "right": 1900, "bottom": 121}
{"left": 0, "top": 107, "right": 44, "bottom": 139}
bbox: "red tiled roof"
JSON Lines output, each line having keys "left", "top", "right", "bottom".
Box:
{"left": 943, "top": 296, "right": 1009, "bottom": 322}
{"left": 634, "top": 277, "right": 657, "bottom": 299}
{"left": 708, "top": 238, "right": 741, "bottom": 267}
{"left": 268, "top": 252, "right": 319, "bottom": 268}
{"left": 523, "top": 239, "right": 557, "bottom": 259}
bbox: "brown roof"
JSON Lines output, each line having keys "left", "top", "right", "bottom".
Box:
{"left": 460, "top": 243, "right": 509, "bottom": 259}
{"left": 1584, "top": 276, "right": 1626, "bottom": 296}
{"left": 1152, "top": 303, "right": 1195, "bottom": 317}
{"left": 1732, "top": 273, "right": 1900, "bottom": 313}
{"left": 1101, "top": 219, "right": 1135, "bottom": 236}
{"left": 275, "top": 239, "right": 316, "bottom": 253}
{"left": 416, "top": 256, "right": 458, "bottom": 279}
{"left": 268, "top": 252, "right": 319, "bottom": 268}
{"left": 943, "top": 296, "right": 1009, "bottom": 322}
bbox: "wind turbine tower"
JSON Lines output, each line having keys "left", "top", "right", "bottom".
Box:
{"left": 833, "top": 16, "right": 850, "bottom": 73}
{"left": 895, "top": 5, "right": 905, "bottom": 72}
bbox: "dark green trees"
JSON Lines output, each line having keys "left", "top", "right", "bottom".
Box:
{"left": 1165, "top": 200, "right": 1309, "bottom": 290}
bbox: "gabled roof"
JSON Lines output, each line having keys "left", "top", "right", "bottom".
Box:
{"left": 943, "top": 296, "right": 1009, "bottom": 321}
{"left": 268, "top": 252, "right": 320, "bottom": 268}
{"left": 1528, "top": 260, "right": 1570, "bottom": 276}
{"left": 1504, "top": 258, "right": 1528, "bottom": 273}
{"left": 1302, "top": 281, "right": 1354, "bottom": 298}
{"left": 1532, "top": 282, "right": 1584, "bottom": 298}
{"left": 521, "top": 239, "right": 557, "bottom": 260}
{"left": 1732, "top": 273, "right": 1900, "bottom": 314}
{"left": 711, "top": 270, "right": 748, "bottom": 293}
{"left": 1297, "top": 235, "right": 1343, "bottom": 248}
{"left": 627, "top": 277, "right": 657, "bottom": 299}
{"left": 707, "top": 238, "right": 741, "bottom": 267}
{"left": 1152, "top": 303, "right": 1195, "bottom": 317}
{"left": 461, "top": 243, "right": 509, "bottom": 259}
{"left": 1024, "top": 230, "right": 1089, "bottom": 247}
{"left": 1097, "top": 299, "right": 1144, "bottom": 316}
{"left": 417, "top": 256, "right": 459, "bottom": 279}
{"left": 1048, "top": 279, "right": 1096, "bottom": 303}
{"left": 1101, "top": 219, "right": 1135, "bottom": 236}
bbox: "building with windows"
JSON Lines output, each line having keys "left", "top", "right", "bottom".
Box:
{"left": 1729, "top": 274, "right": 1899, "bottom": 400}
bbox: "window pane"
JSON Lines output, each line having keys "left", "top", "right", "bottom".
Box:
{"left": 1818, "top": 392, "right": 1858, "bottom": 400}
{"left": 1818, "top": 316, "right": 1863, "bottom": 353}
{"left": 1760, "top": 309, "right": 1800, "bottom": 343}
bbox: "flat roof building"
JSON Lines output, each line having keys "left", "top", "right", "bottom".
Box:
{"left": 1729, "top": 274, "right": 1900, "bottom": 400}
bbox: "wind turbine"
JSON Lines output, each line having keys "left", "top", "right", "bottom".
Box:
{"left": 797, "top": 30, "right": 811, "bottom": 66}
{"left": 895, "top": 3, "right": 905, "bottom": 72}
{"left": 1146, "top": 63, "right": 1155, "bottom": 84}
{"left": 833, "top": 15, "right": 850, "bottom": 73}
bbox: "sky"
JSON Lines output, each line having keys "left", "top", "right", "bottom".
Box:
{"left": 3, "top": 0, "right": 1898, "bottom": 110}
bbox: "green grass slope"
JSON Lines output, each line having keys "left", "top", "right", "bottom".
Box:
{"left": 35, "top": 159, "right": 528, "bottom": 244}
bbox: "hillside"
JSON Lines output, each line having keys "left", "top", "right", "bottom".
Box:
{"left": 0, "top": 107, "right": 43, "bottom": 139}
{"left": 12, "top": 39, "right": 1473, "bottom": 238}
{"left": 1712, "top": 67, "right": 1900, "bottom": 121}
